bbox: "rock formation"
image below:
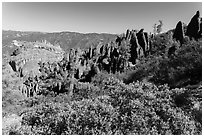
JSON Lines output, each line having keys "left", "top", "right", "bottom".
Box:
{"left": 129, "top": 31, "right": 139, "bottom": 64}
{"left": 125, "top": 29, "right": 130, "bottom": 40}
{"left": 9, "top": 61, "right": 17, "bottom": 72}
{"left": 173, "top": 21, "right": 184, "bottom": 46}
{"left": 198, "top": 18, "right": 202, "bottom": 38}
{"left": 186, "top": 11, "right": 201, "bottom": 40}
{"left": 137, "top": 29, "right": 148, "bottom": 57}
{"left": 144, "top": 32, "right": 150, "bottom": 55}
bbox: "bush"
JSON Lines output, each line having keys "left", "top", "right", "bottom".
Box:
{"left": 2, "top": 30, "right": 202, "bottom": 135}
{"left": 19, "top": 79, "right": 201, "bottom": 135}
{"left": 124, "top": 38, "right": 202, "bottom": 88}
{"left": 73, "top": 82, "right": 100, "bottom": 101}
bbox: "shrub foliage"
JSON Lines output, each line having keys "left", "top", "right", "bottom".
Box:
{"left": 2, "top": 30, "right": 202, "bottom": 135}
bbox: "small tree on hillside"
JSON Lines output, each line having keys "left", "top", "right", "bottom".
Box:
{"left": 153, "top": 20, "right": 164, "bottom": 35}
{"left": 157, "top": 20, "right": 163, "bottom": 34}
{"left": 153, "top": 23, "right": 157, "bottom": 35}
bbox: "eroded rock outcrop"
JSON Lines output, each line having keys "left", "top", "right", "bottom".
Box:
{"left": 186, "top": 11, "right": 201, "bottom": 40}
{"left": 173, "top": 21, "right": 184, "bottom": 46}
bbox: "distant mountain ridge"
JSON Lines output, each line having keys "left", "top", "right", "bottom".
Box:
{"left": 2, "top": 30, "right": 117, "bottom": 55}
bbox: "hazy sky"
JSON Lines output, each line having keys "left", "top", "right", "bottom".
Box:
{"left": 2, "top": 2, "right": 202, "bottom": 34}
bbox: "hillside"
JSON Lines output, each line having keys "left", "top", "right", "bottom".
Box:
{"left": 2, "top": 30, "right": 117, "bottom": 55}
{"left": 2, "top": 10, "right": 202, "bottom": 135}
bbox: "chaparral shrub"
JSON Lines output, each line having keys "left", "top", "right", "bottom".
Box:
{"left": 18, "top": 78, "right": 201, "bottom": 135}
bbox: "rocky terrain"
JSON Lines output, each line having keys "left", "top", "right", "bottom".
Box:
{"left": 2, "top": 11, "right": 202, "bottom": 135}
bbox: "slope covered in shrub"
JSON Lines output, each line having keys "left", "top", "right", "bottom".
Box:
{"left": 123, "top": 35, "right": 202, "bottom": 88}
{"left": 4, "top": 76, "right": 200, "bottom": 135}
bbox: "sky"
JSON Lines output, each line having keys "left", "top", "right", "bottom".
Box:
{"left": 2, "top": 2, "right": 202, "bottom": 34}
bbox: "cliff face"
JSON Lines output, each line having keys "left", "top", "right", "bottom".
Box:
{"left": 8, "top": 40, "right": 65, "bottom": 79}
